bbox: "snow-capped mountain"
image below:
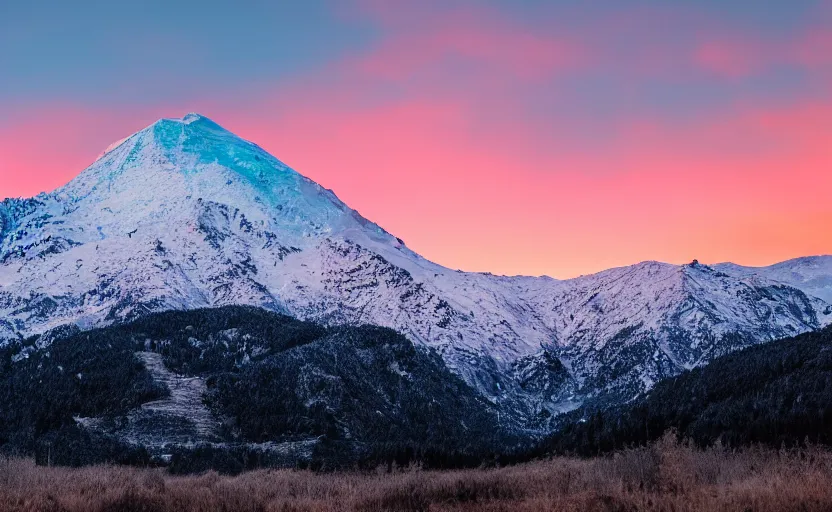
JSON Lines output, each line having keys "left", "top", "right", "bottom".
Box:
{"left": 715, "top": 257, "right": 832, "bottom": 305}
{"left": 2, "top": 114, "right": 830, "bottom": 422}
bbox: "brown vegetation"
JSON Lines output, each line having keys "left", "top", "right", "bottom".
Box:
{"left": 3, "top": 434, "right": 832, "bottom": 511}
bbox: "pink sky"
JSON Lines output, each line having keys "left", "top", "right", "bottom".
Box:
{"left": 1, "top": 1, "right": 830, "bottom": 278}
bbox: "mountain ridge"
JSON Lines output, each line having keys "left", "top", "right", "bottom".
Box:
{"left": 2, "top": 113, "right": 831, "bottom": 423}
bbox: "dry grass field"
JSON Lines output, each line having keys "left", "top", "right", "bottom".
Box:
{"left": 3, "top": 434, "right": 832, "bottom": 512}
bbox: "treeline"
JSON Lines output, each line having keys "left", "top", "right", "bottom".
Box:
{"left": 0, "top": 306, "right": 521, "bottom": 471}
{"left": 123, "top": 306, "right": 327, "bottom": 374}
{"left": 129, "top": 308, "right": 515, "bottom": 462}
{"left": 0, "top": 327, "right": 165, "bottom": 462}
{"left": 204, "top": 324, "right": 507, "bottom": 449}
{"left": 164, "top": 439, "right": 533, "bottom": 475}
{"left": 542, "top": 325, "right": 832, "bottom": 456}
{"left": 5, "top": 304, "right": 832, "bottom": 473}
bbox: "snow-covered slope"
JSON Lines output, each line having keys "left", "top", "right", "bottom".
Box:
{"left": 2, "top": 114, "right": 830, "bottom": 422}
{"left": 521, "top": 260, "right": 832, "bottom": 405}
{"left": 715, "top": 257, "right": 832, "bottom": 305}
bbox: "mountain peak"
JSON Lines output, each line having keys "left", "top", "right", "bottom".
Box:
{"left": 61, "top": 112, "right": 286, "bottom": 199}
{"left": 182, "top": 112, "right": 207, "bottom": 124}
{"left": 86, "top": 113, "right": 244, "bottom": 176}
{"left": 52, "top": 113, "right": 398, "bottom": 251}
{"left": 144, "top": 112, "right": 238, "bottom": 148}
{"left": 150, "top": 112, "right": 214, "bottom": 124}
{"left": 150, "top": 112, "right": 229, "bottom": 133}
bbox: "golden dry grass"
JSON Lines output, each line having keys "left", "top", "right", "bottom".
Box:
{"left": 2, "top": 434, "right": 832, "bottom": 511}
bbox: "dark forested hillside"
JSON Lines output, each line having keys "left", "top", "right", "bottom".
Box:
{"left": 0, "top": 326, "right": 166, "bottom": 466}
{"left": 545, "top": 325, "right": 832, "bottom": 455}
{"left": 0, "top": 306, "right": 513, "bottom": 471}
{"left": 206, "top": 325, "right": 505, "bottom": 447}
{"left": 4, "top": 305, "right": 831, "bottom": 473}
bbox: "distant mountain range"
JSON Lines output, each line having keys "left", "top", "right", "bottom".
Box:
{"left": 545, "top": 323, "right": 832, "bottom": 456}
{"left": 1, "top": 113, "right": 830, "bottom": 431}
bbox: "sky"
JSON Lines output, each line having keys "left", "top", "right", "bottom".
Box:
{"left": 1, "top": 0, "right": 830, "bottom": 278}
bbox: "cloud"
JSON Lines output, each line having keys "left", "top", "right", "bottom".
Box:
{"left": 349, "top": 3, "right": 586, "bottom": 82}
{"left": 694, "top": 29, "right": 832, "bottom": 78}
{"left": 217, "top": 77, "right": 831, "bottom": 277}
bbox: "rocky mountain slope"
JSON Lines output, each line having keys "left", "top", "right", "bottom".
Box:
{"left": 1, "top": 114, "right": 830, "bottom": 422}
{"left": 715, "top": 256, "right": 832, "bottom": 304}
{"left": 544, "top": 324, "right": 832, "bottom": 456}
